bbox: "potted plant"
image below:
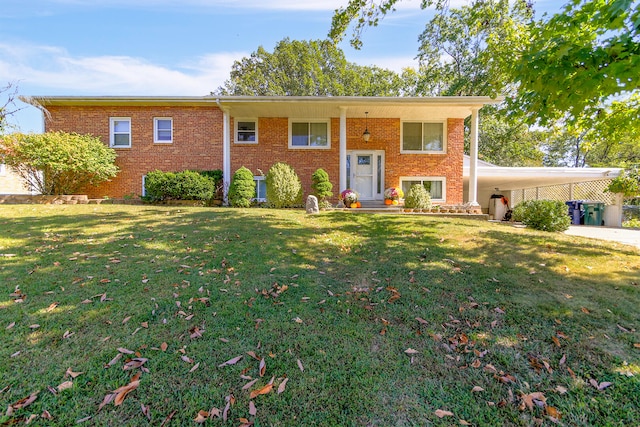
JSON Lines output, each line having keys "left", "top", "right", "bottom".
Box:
{"left": 340, "top": 189, "right": 359, "bottom": 208}
{"left": 383, "top": 187, "right": 404, "bottom": 205}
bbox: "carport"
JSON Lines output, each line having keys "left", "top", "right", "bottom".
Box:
{"left": 462, "top": 156, "right": 624, "bottom": 226}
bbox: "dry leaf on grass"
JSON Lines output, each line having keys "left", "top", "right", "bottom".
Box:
{"left": 404, "top": 348, "right": 419, "bottom": 355}
{"left": 589, "top": 379, "right": 613, "bottom": 390}
{"left": 278, "top": 377, "right": 289, "bottom": 394}
{"left": 218, "top": 355, "right": 243, "bottom": 368}
{"left": 434, "top": 409, "right": 454, "bottom": 418}
{"left": 65, "top": 368, "right": 83, "bottom": 379}
{"left": 249, "top": 383, "right": 273, "bottom": 399}
{"left": 249, "top": 401, "right": 257, "bottom": 416}
{"left": 57, "top": 381, "right": 73, "bottom": 392}
{"left": 259, "top": 358, "right": 266, "bottom": 377}
{"left": 242, "top": 378, "right": 259, "bottom": 390}
{"left": 297, "top": 359, "right": 304, "bottom": 372}
{"left": 471, "top": 386, "right": 484, "bottom": 392}
{"left": 194, "top": 410, "right": 209, "bottom": 423}
{"left": 519, "top": 392, "right": 546, "bottom": 411}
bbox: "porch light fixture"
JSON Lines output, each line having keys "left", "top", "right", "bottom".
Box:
{"left": 362, "top": 111, "right": 371, "bottom": 142}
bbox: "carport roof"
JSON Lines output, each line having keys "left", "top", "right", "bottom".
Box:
{"left": 463, "top": 156, "right": 622, "bottom": 191}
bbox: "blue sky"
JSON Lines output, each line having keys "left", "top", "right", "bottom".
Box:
{"left": 1, "top": 0, "right": 562, "bottom": 133}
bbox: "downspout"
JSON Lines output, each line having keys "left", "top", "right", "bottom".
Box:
{"left": 216, "top": 99, "right": 231, "bottom": 206}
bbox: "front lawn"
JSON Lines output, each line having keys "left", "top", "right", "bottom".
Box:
{"left": 0, "top": 205, "right": 638, "bottom": 426}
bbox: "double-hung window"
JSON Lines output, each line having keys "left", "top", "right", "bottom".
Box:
{"left": 154, "top": 118, "right": 173, "bottom": 143}
{"left": 110, "top": 117, "right": 131, "bottom": 148}
{"left": 235, "top": 120, "right": 258, "bottom": 144}
{"left": 289, "top": 120, "right": 330, "bottom": 148}
{"left": 400, "top": 177, "right": 446, "bottom": 202}
{"left": 401, "top": 122, "right": 445, "bottom": 153}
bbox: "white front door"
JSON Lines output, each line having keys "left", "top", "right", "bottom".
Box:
{"left": 347, "top": 151, "right": 384, "bottom": 201}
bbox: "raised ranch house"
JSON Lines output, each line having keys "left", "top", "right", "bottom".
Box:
{"left": 24, "top": 95, "right": 500, "bottom": 208}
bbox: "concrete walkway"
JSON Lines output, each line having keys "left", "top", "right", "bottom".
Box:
{"left": 564, "top": 226, "right": 640, "bottom": 249}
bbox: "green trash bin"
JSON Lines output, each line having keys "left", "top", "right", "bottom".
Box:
{"left": 583, "top": 201, "right": 604, "bottom": 226}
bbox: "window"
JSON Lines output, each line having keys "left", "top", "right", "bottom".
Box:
{"left": 110, "top": 117, "right": 131, "bottom": 148}
{"left": 254, "top": 176, "right": 266, "bottom": 202}
{"left": 0, "top": 163, "right": 6, "bottom": 176}
{"left": 400, "top": 177, "right": 446, "bottom": 202}
{"left": 402, "top": 122, "right": 445, "bottom": 153}
{"left": 235, "top": 119, "right": 257, "bottom": 144}
{"left": 289, "top": 120, "right": 330, "bottom": 148}
{"left": 154, "top": 118, "right": 173, "bottom": 143}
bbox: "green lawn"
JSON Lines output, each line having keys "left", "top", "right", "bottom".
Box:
{"left": 0, "top": 205, "right": 639, "bottom": 426}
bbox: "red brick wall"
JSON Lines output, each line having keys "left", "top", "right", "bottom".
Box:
{"left": 45, "top": 105, "right": 223, "bottom": 198}
{"left": 45, "top": 105, "right": 464, "bottom": 204}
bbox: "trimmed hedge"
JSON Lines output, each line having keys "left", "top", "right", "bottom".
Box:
{"left": 266, "top": 162, "right": 303, "bottom": 208}
{"left": 144, "top": 170, "right": 215, "bottom": 202}
{"left": 228, "top": 166, "right": 255, "bottom": 208}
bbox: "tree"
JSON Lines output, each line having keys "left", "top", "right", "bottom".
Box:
{"left": 491, "top": 0, "right": 640, "bottom": 126}
{"left": 0, "top": 132, "right": 119, "bottom": 195}
{"left": 311, "top": 168, "right": 333, "bottom": 206}
{"left": 265, "top": 162, "right": 303, "bottom": 208}
{"left": 213, "top": 38, "right": 406, "bottom": 96}
{"left": 0, "top": 82, "right": 22, "bottom": 134}
{"left": 414, "top": 0, "right": 533, "bottom": 97}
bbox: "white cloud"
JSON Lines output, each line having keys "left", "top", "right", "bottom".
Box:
{"left": 0, "top": 43, "right": 242, "bottom": 95}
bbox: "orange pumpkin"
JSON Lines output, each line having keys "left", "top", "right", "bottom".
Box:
{"left": 384, "top": 199, "right": 392, "bottom": 205}
{"left": 355, "top": 202, "right": 361, "bottom": 208}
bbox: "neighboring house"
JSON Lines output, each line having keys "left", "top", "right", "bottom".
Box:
{"left": 28, "top": 96, "right": 500, "bottom": 205}
{"left": 0, "top": 163, "right": 33, "bottom": 195}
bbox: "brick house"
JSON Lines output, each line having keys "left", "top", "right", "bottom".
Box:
{"left": 30, "top": 96, "right": 499, "bottom": 205}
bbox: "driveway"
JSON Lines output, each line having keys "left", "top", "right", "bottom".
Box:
{"left": 565, "top": 226, "right": 640, "bottom": 249}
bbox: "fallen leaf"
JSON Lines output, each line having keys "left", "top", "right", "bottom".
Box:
{"left": 551, "top": 336, "right": 561, "bottom": 347}
{"left": 494, "top": 307, "right": 505, "bottom": 314}
{"left": 581, "top": 307, "right": 590, "bottom": 314}
{"left": 545, "top": 406, "right": 561, "bottom": 419}
{"left": 218, "top": 355, "right": 243, "bottom": 367}
{"left": 249, "top": 383, "right": 273, "bottom": 399}
{"left": 10, "top": 392, "right": 39, "bottom": 410}
{"left": 122, "top": 316, "right": 131, "bottom": 324}
{"left": 590, "top": 379, "right": 613, "bottom": 390}
{"left": 181, "top": 355, "right": 193, "bottom": 364}
{"left": 242, "top": 378, "right": 259, "bottom": 391}
{"left": 209, "top": 407, "right": 221, "bottom": 418}
{"left": 249, "top": 401, "right": 257, "bottom": 416}
{"left": 113, "top": 380, "right": 140, "bottom": 406}
{"left": 519, "top": 392, "right": 546, "bottom": 411}
{"left": 555, "top": 385, "right": 568, "bottom": 394}
{"left": 189, "top": 362, "right": 200, "bottom": 373}
{"left": 123, "top": 358, "right": 148, "bottom": 370}
{"left": 459, "top": 420, "right": 472, "bottom": 426}
{"left": 118, "top": 347, "right": 135, "bottom": 354}
{"left": 64, "top": 368, "right": 82, "bottom": 379}
{"left": 58, "top": 381, "right": 73, "bottom": 391}
{"left": 278, "top": 377, "right": 289, "bottom": 394}
{"left": 415, "top": 317, "right": 428, "bottom": 325}
{"left": 633, "top": 343, "right": 640, "bottom": 348}
{"left": 160, "top": 342, "right": 168, "bottom": 352}
{"left": 259, "top": 358, "right": 266, "bottom": 377}
{"left": 471, "top": 386, "right": 484, "bottom": 392}
{"left": 160, "top": 410, "right": 176, "bottom": 427}
{"left": 6, "top": 322, "right": 15, "bottom": 330}
{"left": 141, "top": 403, "right": 152, "bottom": 421}
{"left": 246, "top": 351, "right": 260, "bottom": 360}
{"left": 434, "top": 409, "right": 454, "bottom": 418}
{"left": 41, "top": 410, "right": 53, "bottom": 420}
{"left": 297, "top": 359, "right": 304, "bottom": 372}
{"left": 404, "top": 348, "right": 419, "bottom": 354}
{"left": 194, "top": 410, "right": 209, "bottom": 423}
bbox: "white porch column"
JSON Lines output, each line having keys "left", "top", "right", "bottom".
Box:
{"left": 468, "top": 107, "right": 480, "bottom": 206}
{"left": 339, "top": 107, "right": 347, "bottom": 192}
{"left": 221, "top": 107, "right": 231, "bottom": 206}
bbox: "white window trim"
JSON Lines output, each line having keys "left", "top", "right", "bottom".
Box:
{"left": 400, "top": 176, "right": 447, "bottom": 202}
{"left": 288, "top": 119, "right": 331, "bottom": 149}
{"left": 142, "top": 175, "right": 147, "bottom": 197}
{"left": 110, "top": 117, "right": 132, "bottom": 148}
{"left": 154, "top": 117, "right": 173, "bottom": 144}
{"left": 235, "top": 118, "right": 258, "bottom": 144}
{"left": 253, "top": 175, "right": 266, "bottom": 202}
{"left": 400, "top": 121, "right": 447, "bottom": 154}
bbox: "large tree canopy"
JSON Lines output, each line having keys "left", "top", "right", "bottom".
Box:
{"left": 213, "top": 38, "right": 406, "bottom": 96}
{"left": 491, "top": 0, "right": 640, "bottom": 126}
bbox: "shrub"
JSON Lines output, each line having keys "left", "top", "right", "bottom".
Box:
{"left": 266, "top": 162, "right": 303, "bottom": 208}
{"left": 0, "top": 131, "right": 118, "bottom": 195}
{"left": 512, "top": 199, "right": 571, "bottom": 232}
{"left": 311, "top": 168, "right": 333, "bottom": 204}
{"left": 198, "top": 170, "right": 224, "bottom": 199}
{"left": 144, "top": 170, "right": 215, "bottom": 201}
{"left": 228, "top": 166, "right": 255, "bottom": 208}
{"left": 403, "top": 184, "right": 432, "bottom": 210}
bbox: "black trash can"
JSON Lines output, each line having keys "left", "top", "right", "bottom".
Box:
{"left": 565, "top": 200, "right": 584, "bottom": 225}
